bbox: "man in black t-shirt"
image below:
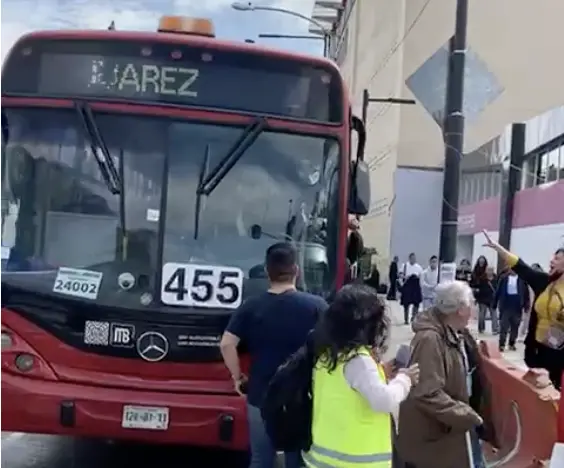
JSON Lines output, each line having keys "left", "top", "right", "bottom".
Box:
{"left": 220, "top": 242, "right": 327, "bottom": 468}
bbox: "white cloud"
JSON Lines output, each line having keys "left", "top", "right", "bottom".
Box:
{"left": 1, "top": 0, "right": 317, "bottom": 62}
{"left": 1, "top": 0, "right": 160, "bottom": 61}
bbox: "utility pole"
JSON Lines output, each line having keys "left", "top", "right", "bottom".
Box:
{"left": 438, "top": 0, "right": 469, "bottom": 266}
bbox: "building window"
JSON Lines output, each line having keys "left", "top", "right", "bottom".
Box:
{"left": 546, "top": 147, "right": 560, "bottom": 182}
{"left": 470, "top": 176, "right": 479, "bottom": 203}
{"left": 492, "top": 171, "right": 501, "bottom": 196}
{"left": 466, "top": 177, "right": 473, "bottom": 203}
{"left": 459, "top": 178, "right": 468, "bottom": 204}
{"left": 521, "top": 142, "right": 564, "bottom": 189}
{"left": 477, "top": 175, "right": 485, "bottom": 202}
{"left": 460, "top": 170, "right": 503, "bottom": 204}
{"left": 536, "top": 152, "right": 548, "bottom": 185}
{"left": 483, "top": 172, "right": 493, "bottom": 199}
{"left": 522, "top": 155, "right": 536, "bottom": 189}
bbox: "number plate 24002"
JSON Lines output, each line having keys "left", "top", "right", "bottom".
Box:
{"left": 121, "top": 405, "right": 169, "bottom": 430}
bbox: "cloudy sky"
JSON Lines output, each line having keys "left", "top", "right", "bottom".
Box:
{"left": 1, "top": 0, "right": 323, "bottom": 62}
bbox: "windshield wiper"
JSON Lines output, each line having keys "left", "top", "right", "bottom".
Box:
{"left": 197, "top": 117, "right": 267, "bottom": 197}
{"left": 74, "top": 102, "right": 127, "bottom": 259}
{"left": 74, "top": 101, "right": 121, "bottom": 195}
{"left": 193, "top": 144, "right": 210, "bottom": 240}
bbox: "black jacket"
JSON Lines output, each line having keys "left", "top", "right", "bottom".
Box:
{"left": 389, "top": 261, "right": 398, "bottom": 282}
{"left": 472, "top": 275, "right": 498, "bottom": 306}
{"left": 493, "top": 275, "right": 530, "bottom": 312}
{"left": 511, "top": 258, "right": 563, "bottom": 387}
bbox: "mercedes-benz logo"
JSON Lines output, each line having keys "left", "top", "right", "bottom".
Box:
{"left": 136, "top": 331, "right": 169, "bottom": 362}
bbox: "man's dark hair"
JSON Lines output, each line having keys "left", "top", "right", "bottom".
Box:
{"left": 409, "top": 252, "right": 416, "bottom": 258}
{"left": 430, "top": 255, "right": 438, "bottom": 261}
{"left": 265, "top": 243, "right": 298, "bottom": 283}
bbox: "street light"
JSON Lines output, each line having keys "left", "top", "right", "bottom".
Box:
{"left": 258, "top": 33, "right": 325, "bottom": 41}
{"left": 231, "top": 2, "right": 332, "bottom": 57}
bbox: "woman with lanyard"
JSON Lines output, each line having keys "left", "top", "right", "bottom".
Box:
{"left": 482, "top": 230, "right": 564, "bottom": 389}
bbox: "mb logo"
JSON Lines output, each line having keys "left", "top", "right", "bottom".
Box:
{"left": 110, "top": 323, "right": 135, "bottom": 347}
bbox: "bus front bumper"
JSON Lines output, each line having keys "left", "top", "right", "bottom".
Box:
{"left": 1, "top": 372, "right": 249, "bottom": 449}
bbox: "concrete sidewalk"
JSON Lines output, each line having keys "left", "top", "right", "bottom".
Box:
{"left": 384, "top": 299, "right": 527, "bottom": 370}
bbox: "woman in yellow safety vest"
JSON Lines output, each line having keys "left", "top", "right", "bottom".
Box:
{"left": 303, "top": 284, "right": 420, "bottom": 468}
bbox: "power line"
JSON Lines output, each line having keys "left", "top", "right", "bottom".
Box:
{"left": 366, "top": 0, "right": 434, "bottom": 86}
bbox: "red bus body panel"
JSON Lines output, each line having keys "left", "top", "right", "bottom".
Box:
{"left": 2, "top": 308, "right": 249, "bottom": 447}
{"left": 1, "top": 29, "right": 351, "bottom": 447}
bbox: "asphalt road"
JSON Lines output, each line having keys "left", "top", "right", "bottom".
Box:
{"left": 1, "top": 432, "right": 250, "bottom": 468}
{"left": 1, "top": 300, "right": 525, "bottom": 468}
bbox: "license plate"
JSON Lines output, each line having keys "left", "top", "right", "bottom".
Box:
{"left": 121, "top": 405, "right": 169, "bottom": 430}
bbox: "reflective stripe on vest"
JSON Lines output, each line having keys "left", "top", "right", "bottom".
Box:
{"left": 304, "top": 348, "right": 392, "bottom": 468}
{"left": 303, "top": 444, "right": 392, "bottom": 467}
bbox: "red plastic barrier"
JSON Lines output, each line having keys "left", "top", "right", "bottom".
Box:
{"left": 479, "top": 341, "right": 560, "bottom": 468}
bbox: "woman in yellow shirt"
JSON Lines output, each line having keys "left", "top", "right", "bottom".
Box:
{"left": 483, "top": 230, "right": 564, "bottom": 389}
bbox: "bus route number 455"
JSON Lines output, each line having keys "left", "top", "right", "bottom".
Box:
{"left": 160, "top": 263, "right": 244, "bottom": 309}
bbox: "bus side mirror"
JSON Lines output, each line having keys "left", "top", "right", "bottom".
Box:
{"left": 349, "top": 116, "right": 370, "bottom": 216}
{"left": 349, "top": 160, "right": 370, "bottom": 216}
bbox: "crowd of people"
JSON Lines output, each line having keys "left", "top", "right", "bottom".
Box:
{"left": 383, "top": 249, "right": 554, "bottom": 355}
{"left": 218, "top": 230, "right": 563, "bottom": 468}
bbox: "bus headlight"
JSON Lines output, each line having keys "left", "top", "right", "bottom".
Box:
{"left": 15, "top": 353, "right": 35, "bottom": 372}
{"left": 1, "top": 331, "right": 13, "bottom": 349}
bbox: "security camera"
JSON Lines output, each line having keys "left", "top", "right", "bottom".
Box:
{"left": 118, "top": 272, "right": 135, "bottom": 291}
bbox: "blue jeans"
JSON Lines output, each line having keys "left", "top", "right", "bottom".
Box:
{"left": 478, "top": 303, "right": 499, "bottom": 334}
{"left": 470, "top": 429, "right": 486, "bottom": 468}
{"left": 247, "top": 403, "right": 303, "bottom": 468}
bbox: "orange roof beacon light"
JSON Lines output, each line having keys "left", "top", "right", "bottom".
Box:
{"left": 158, "top": 16, "right": 215, "bottom": 38}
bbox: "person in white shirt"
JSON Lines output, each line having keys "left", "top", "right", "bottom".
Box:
{"left": 399, "top": 253, "right": 423, "bottom": 324}
{"left": 421, "top": 255, "right": 439, "bottom": 310}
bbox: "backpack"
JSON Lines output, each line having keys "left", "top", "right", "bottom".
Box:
{"left": 260, "top": 332, "right": 315, "bottom": 452}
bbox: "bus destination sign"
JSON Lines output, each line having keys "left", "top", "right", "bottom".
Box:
{"left": 2, "top": 40, "right": 343, "bottom": 122}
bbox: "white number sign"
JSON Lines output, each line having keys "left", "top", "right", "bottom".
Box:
{"left": 161, "top": 263, "right": 244, "bottom": 309}
{"left": 53, "top": 267, "right": 103, "bottom": 300}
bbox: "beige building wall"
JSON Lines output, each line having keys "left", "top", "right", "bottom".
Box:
{"left": 330, "top": 0, "right": 564, "bottom": 268}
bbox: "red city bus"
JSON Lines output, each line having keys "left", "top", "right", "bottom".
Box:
{"left": 1, "top": 16, "right": 369, "bottom": 448}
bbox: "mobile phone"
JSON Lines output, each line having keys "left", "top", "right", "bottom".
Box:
{"left": 394, "top": 344, "right": 411, "bottom": 369}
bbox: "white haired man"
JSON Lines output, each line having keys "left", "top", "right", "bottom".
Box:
{"left": 396, "top": 281, "right": 496, "bottom": 468}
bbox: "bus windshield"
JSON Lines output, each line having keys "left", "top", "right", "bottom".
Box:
{"left": 1, "top": 107, "right": 341, "bottom": 311}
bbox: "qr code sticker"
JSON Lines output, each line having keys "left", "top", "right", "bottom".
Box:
{"left": 84, "top": 320, "right": 110, "bottom": 345}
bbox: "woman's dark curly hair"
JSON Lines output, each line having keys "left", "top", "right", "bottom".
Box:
{"left": 314, "top": 284, "right": 390, "bottom": 372}
{"left": 472, "top": 255, "right": 488, "bottom": 279}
